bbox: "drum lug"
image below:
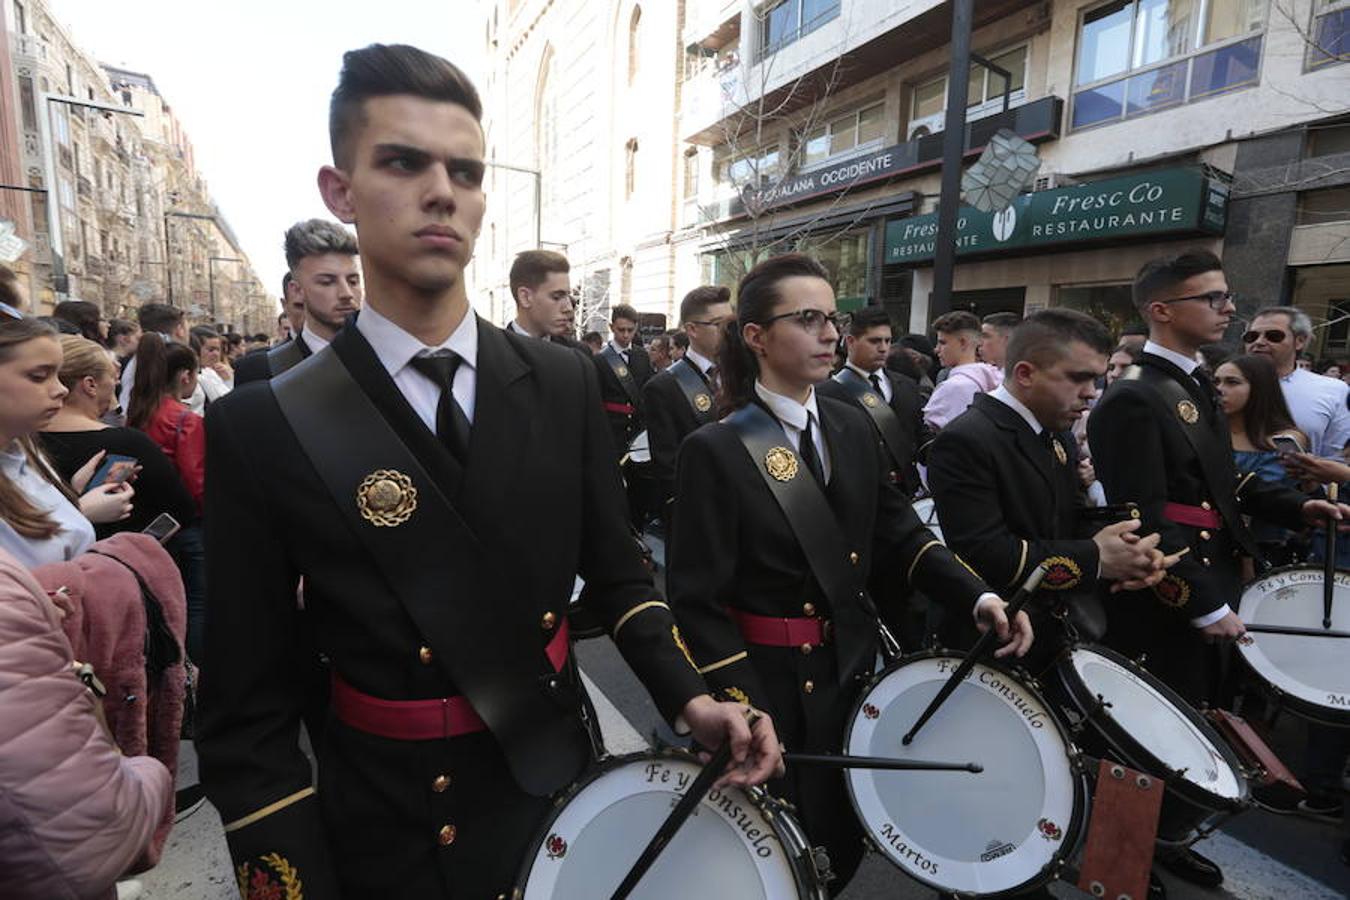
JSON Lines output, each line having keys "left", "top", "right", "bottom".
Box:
{"left": 1087, "top": 693, "right": 1114, "bottom": 717}
{"left": 811, "top": 845, "right": 836, "bottom": 885}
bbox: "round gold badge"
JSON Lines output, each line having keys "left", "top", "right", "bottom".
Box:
{"left": 862, "top": 392, "right": 880, "bottom": 408}
{"left": 1176, "top": 400, "right": 1199, "bottom": 425}
{"left": 694, "top": 393, "right": 712, "bottom": 413}
{"left": 357, "top": 469, "right": 418, "bottom": 527}
{"left": 764, "top": 446, "right": 799, "bottom": 482}
{"left": 1052, "top": 438, "right": 1068, "bottom": 466}
{"left": 615, "top": 364, "right": 630, "bottom": 378}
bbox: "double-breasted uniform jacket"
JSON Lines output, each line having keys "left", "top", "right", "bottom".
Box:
{"left": 816, "top": 365, "right": 929, "bottom": 498}
{"left": 928, "top": 393, "right": 1103, "bottom": 669}
{"left": 641, "top": 357, "right": 718, "bottom": 518}
{"left": 1087, "top": 352, "right": 1307, "bottom": 703}
{"left": 233, "top": 333, "right": 314, "bottom": 386}
{"left": 666, "top": 393, "right": 989, "bottom": 885}
{"left": 593, "top": 342, "right": 653, "bottom": 456}
{"left": 198, "top": 318, "right": 709, "bottom": 899}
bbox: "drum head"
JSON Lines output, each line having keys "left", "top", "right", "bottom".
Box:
{"left": 845, "top": 655, "right": 1082, "bottom": 896}
{"left": 1238, "top": 568, "right": 1350, "bottom": 723}
{"left": 628, "top": 430, "right": 651, "bottom": 463}
{"left": 517, "top": 753, "right": 805, "bottom": 899}
{"left": 1062, "top": 647, "right": 1244, "bottom": 805}
{"left": 912, "top": 497, "right": 944, "bottom": 544}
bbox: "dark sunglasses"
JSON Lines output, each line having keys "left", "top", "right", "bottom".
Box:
{"left": 1158, "top": 290, "right": 1234, "bottom": 311}
{"left": 1242, "top": 329, "right": 1288, "bottom": 345}
{"left": 761, "top": 308, "right": 840, "bottom": 335}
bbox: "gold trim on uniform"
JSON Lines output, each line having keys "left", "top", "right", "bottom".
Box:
{"left": 1009, "top": 539, "right": 1030, "bottom": 587}
{"left": 236, "top": 852, "right": 303, "bottom": 900}
{"left": 906, "top": 540, "right": 944, "bottom": 583}
{"left": 1176, "top": 400, "right": 1199, "bottom": 425}
{"left": 672, "top": 625, "right": 697, "bottom": 668}
{"left": 724, "top": 686, "right": 751, "bottom": 705}
{"left": 1154, "top": 574, "right": 1191, "bottom": 608}
{"left": 616, "top": 364, "right": 630, "bottom": 378}
{"left": 694, "top": 393, "right": 712, "bottom": 413}
{"left": 1040, "top": 555, "right": 1083, "bottom": 591}
{"left": 1052, "top": 438, "right": 1068, "bottom": 466}
{"left": 697, "top": 650, "right": 748, "bottom": 674}
{"left": 1235, "top": 470, "right": 1258, "bottom": 495}
{"left": 612, "top": 600, "right": 669, "bottom": 638}
{"left": 356, "top": 469, "right": 417, "bottom": 527}
{"left": 764, "top": 446, "right": 798, "bottom": 482}
{"left": 223, "top": 787, "right": 316, "bottom": 833}
{"left": 862, "top": 392, "right": 880, "bottom": 408}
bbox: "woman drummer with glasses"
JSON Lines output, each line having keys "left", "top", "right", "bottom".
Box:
{"left": 664, "top": 253, "right": 1032, "bottom": 891}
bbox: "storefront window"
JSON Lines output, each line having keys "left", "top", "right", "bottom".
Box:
{"left": 802, "top": 229, "right": 871, "bottom": 304}
{"left": 1054, "top": 284, "right": 1141, "bottom": 337}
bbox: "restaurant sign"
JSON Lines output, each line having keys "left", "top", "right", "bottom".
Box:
{"left": 884, "top": 168, "right": 1227, "bottom": 266}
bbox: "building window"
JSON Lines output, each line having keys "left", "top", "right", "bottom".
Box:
{"left": 684, "top": 46, "right": 712, "bottom": 81}
{"left": 14, "top": 2, "right": 26, "bottom": 34}
{"left": 628, "top": 6, "right": 642, "bottom": 85}
{"left": 800, "top": 101, "right": 885, "bottom": 168}
{"left": 1072, "top": 0, "right": 1268, "bottom": 130}
{"left": 1310, "top": 0, "right": 1349, "bottom": 69}
{"left": 720, "top": 145, "right": 782, "bottom": 188}
{"left": 683, "top": 148, "right": 699, "bottom": 199}
{"left": 18, "top": 76, "right": 37, "bottom": 131}
{"left": 908, "top": 44, "right": 1029, "bottom": 139}
{"left": 625, "top": 138, "right": 639, "bottom": 199}
{"left": 1297, "top": 185, "right": 1350, "bottom": 225}
{"left": 620, "top": 257, "right": 633, "bottom": 304}
{"left": 1054, "top": 283, "right": 1141, "bottom": 335}
{"left": 758, "top": 0, "right": 841, "bottom": 60}
{"left": 1308, "top": 122, "right": 1350, "bottom": 156}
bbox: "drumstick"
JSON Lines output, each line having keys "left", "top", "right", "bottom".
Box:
{"left": 1245, "top": 623, "right": 1350, "bottom": 639}
{"left": 901, "top": 562, "right": 1049, "bottom": 747}
{"left": 784, "top": 752, "right": 982, "bottom": 773}
{"left": 1324, "top": 483, "right": 1338, "bottom": 630}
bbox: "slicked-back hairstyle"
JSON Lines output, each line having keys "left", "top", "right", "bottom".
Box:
{"left": 982, "top": 311, "right": 1021, "bottom": 333}
{"left": 1132, "top": 249, "right": 1223, "bottom": 310}
{"left": 1251, "top": 305, "right": 1313, "bottom": 339}
{"left": 137, "top": 302, "right": 184, "bottom": 336}
{"left": 281, "top": 271, "right": 293, "bottom": 296}
{"left": 611, "top": 303, "right": 640, "bottom": 325}
{"left": 509, "top": 250, "right": 570, "bottom": 303}
{"left": 678, "top": 285, "right": 731, "bottom": 324}
{"left": 671, "top": 331, "right": 689, "bottom": 351}
{"left": 1005, "top": 308, "right": 1113, "bottom": 378}
{"left": 931, "top": 310, "right": 981, "bottom": 336}
{"left": 284, "top": 219, "right": 358, "bottom": 271}
{"left": 847, "top": 305, "right": 891, "bottom": 336}
{"left": 329, "top": 43, "right": 483, "bottom": 169}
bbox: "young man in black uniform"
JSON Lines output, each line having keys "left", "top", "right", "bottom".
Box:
{"left": 594, "top": 303, "right": 652, "bottom": 457}
{"left": 1088, "top": 250, "right": 1348, "bottom": 889}
{"left": 506, "top": 249, "right": 584, "bottom": 349}
{"left": 198, "top": 44, "right": 781, "bottom": 899}
{"left": 641, "top": 285, "right": 732, "bottom": 525}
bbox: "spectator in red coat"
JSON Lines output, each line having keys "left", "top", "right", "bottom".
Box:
{"left": 126, "top": 334, "right": 204, "bottom": 512}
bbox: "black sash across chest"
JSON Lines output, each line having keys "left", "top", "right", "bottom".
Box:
{"left": 602, "top": 345, "right": 642, "bottom": 406}
{"left": 670, "top": 359, "right": 717, "bottom": 424}
{"left": 835, "top": 370, "right": 908, "bottom": 469}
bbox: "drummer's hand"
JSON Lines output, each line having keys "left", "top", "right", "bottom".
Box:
{"left": 1299, "top": 499, "right": 1350, "bottom": 531}
{"left": 1199, "top": 610, "right": 1246, "bottom": 644}
{"left": 681, "top": 694, "right": 785, "bottom": 788}
{"left": 973, "top": 594, "right": 1034, "bottom": 658}
{"left": 1110, "top": 545, "right": 1185, "bottom": 592}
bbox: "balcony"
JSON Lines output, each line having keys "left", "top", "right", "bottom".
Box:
{"left": 681, "top": 60, "right": 744, "bottom": 138}
{"left": 9, "top": 32, "right": 50, "bottom": 64}
{"left": 685, "top": 0, "right": 741, "bottom": 50}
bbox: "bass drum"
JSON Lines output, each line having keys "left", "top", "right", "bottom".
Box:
{"left": 515, "top": 751, "right": 827, "bottom": 899}
{"left": 1236, "top": 566, "right": 1350, "bottom": 726}
{"left": 844, "top": 652, "right": 1088, "bottom": 897}
{"left": 912, "top": 496, "right": 944, "bottom": 544}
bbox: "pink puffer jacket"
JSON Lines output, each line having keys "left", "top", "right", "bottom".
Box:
{"left": 0, "top": 547, "right": 172, "bottom": 899}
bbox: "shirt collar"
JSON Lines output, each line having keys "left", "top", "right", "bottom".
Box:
{"left": 508, "top": 319, "right": 537, "bottom": 338}
{"left": 754, "top": 380, "right": 819, "bottom": 433}
{"left": 845, "top": 361, "right": 881, "bottom": 382}
{"left": 356, "top": 302, "right": 479, "bottom": 379}
{"left": 1144, "top": 339, "right": 1200, "bottom": 376}
{"left": 610, "top": 340, "right": 630, "bottom": 357}
{"left": 685, "top": 348, "right": 714, "bottom": 375}
{"left": 299, "top": 324, "right": 331, "bottom": 353}
{"left": 988, "top": 384, "right": 1043, "bottom": 435}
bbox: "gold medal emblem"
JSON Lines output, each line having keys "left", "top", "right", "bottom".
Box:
{"left": 694, "top": 392, "right": 712, "bottom": 413}
{"left": 615, "top": 364, "right": 630, "bottom": 378}
{"left": 357, "top": 469, "right": 417, "bottom": 527}
{"left": 1176, "top": 400, "right": 1199, "bottom": 424}
{"left": 1052, "top": 438, "right": 1068, "bottom": 466}
{"left": 764, "top": 446, "right": 798, "bottom": 482}
{"left": 862, "top": 392, "right": 880, "bottom": 408}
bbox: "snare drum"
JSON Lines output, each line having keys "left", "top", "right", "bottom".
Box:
{"left": 1052, "top": 644, "right": 1248, "bottom": 839}
{"left": 911, "top": 496, "right": 944, "bottom": 544}
{"left": 844, "top": 652, "right": 1088, "bottom": 897}
{"left": 1236, "top": 566, "right": 1350, "bottom": 726}
{"left": 515, "top": 751, "right": 827, "bottom": 899}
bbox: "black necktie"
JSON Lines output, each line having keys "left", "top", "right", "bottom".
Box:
{"left": 799, "top": 415, "right": 826, "bottom": 487}
{"left": 869, "top": 372, "right": 884, "bottom": 396}
{"left": 409, "top": 351, "right": 471, "bottom": 463}
{"left": 706, "top": 364, "right": 720, "bottom": 393}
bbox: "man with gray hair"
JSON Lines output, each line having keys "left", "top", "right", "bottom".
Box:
{"left": 1243, "top": 305, "right": 1350, "bottom": 458}
{"left": 236, "top": 218, "right": 362, "bottom": 385}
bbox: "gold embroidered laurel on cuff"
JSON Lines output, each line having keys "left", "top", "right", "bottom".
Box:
{"left": 906, "top": 540, "right": 943, "bottom": 583}
{"left": 612, "top": 600, "right": 670, "bottom": 638}
{"left": 696, "top": 651, "right": 747, "bottom": 674}
{"left": 222, "top": 786, "right": 316, "bottom": 833}
{"left": 1235, "top": 471, "right": 1257, "bottom": 495}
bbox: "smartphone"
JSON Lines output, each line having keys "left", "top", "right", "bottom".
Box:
{"left": 1272, "top": 435, "right": 1303, "bottom": 456}
{"left": 141, "top": 513, "right": 181, "bottom": 545}
{"left": 88, "top": 454, "right": 138, "bottom": 489}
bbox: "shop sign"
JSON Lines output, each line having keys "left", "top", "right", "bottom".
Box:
{"left": 742, "top": 143, "right": 913, "bottom": 214}
{"left": 883, "top": 167, "right": 1227, "bottom": 266}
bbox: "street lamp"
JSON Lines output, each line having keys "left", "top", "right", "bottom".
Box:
{"left": 163, "top": 210, "right": 218, "bottom": 306}
{"left": 208, "top": 256, "right": 242, "bottom": 322}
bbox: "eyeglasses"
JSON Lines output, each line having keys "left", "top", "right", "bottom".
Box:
{"left": 1242, "top": 328, "right": 1288, "bottom": 345}
{"left": 688, "top": 318, "right": 732, "bottom": 329}
{"left": 1157, "top": 290, "right": 1234, "bottom": 310}
{"left": 761, "top": 308, "right": 840, "bottom": 335}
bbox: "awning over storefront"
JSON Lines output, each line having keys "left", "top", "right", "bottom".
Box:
{"left": 716, "top": 193, "right": 920, "bottom": 254}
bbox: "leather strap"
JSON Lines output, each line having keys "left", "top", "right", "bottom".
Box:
{"left": 603, "top": 401, "right": 636, "bottom": 415}
{"left": 266, "top": 338, "right": 306, "bottom": 377}
{"left": 1205, "top": 708, "right": 1304, "bottom": 802}
{"left": 1163, "top": 502, "right": 1222, "bottom": 529}
{"left": 1077, "top": 759, "right": 1162, "bottom": 900}
{"left": 833, "top": 368, "right": 909, "bottom": 471}
{"left": 670, "top": 358, "right": 717, "bottom": 424}
{"left": 730, "top": 609, "right": 827, "bottom": 647}
{"left": 601, "top": 345, "right": 643, "bottom": 407}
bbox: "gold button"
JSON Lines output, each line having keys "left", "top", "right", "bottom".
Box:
{"left": 1202, "top": 557, "right": 1212, "bottom": 567}
{"left": 1199, "top": 530, "right": 1211, "bottom": 540}
{"left": 849, "top": 551, "right": 860, "bottom": 565}
{"left": 418, "top": 645, "right": 434, "bottom": 664}
{"left": 432, "top": 774, "right": 451, "bottom": 793}
{"left": 1201, "top": 501, "right": 1212, "bottom": 510}
{"left": 800, "top": 643, "right": 813, "bottom": 656}
{"left": 438, "top": 824, "right": 457, "bottom": 846}
{"left": 803, "top": 680, "right": 815, "bottom": 694}
{"left": 802, "top": 602, "right": 816, "bottom": 616}
{"left": 541, "top": 611, "right": 557, "bottom": 631}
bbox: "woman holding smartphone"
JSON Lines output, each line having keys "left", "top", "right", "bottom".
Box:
{"left": 665, "top": 254, "right": 1031, "bottom": 891}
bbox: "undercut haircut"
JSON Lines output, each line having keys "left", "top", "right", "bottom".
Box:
{"left": 1251, "top": 305, "right": 1313, "bottom": 340}
{"left": 329, "top": 43, "right": 483, "bottom": 169}
{"left": 671, "top": 331, "right": 689, "bottom": 351}
{"left": 1132, "top": 249, "right": 1223, "bottom": 310}
{"left": 137, "top": 302, "right": 184, "bottom": 336}
{"left": 982, "top": 311, "right": 1021, "bottom": 333}
{"left": 931, "top": 310, "right": 981, "bottom": 336}
{"left": 611, "top": 303, "right": 640, "bottom": 326}
{"left": 1005, "top": 308, "right": 1113, "bottom": 377}
{"left": 679, "top": 285, "right": 731, "bottom": 324}
{"left": 848, "top": 305, "right": 892, "bottom": 337}
{"left": 284, "top": 219, "right": 358, "bottom": 271}
{"left": 510, "top": 250, "right": 570, "bottom": 303}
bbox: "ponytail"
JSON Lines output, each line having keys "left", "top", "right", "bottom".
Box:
{"left": 128, "top": 333, "right": 198, "bottom": 429}
{"left": 716, "top": 318, "right": 758, "bottom": 416}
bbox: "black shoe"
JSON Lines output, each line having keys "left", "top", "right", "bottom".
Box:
{"left": 174, "top": 783, "right": 206, "bottom": 820}
{"left": 1297, "top": 793, "right": 1344, "bottom": 823}
{"left": 1156, "top": 847, "right": 1223, "bottom": 888}
{"left": 1148, "top": 870, "right": 1167, "bottom": 899}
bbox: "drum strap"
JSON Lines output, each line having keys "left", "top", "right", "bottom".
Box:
{"left": 670, "top": 358, "right": 717, "bottom": 424}
{"left": 1077, "top": 759, "right": 1162, "bottom": 900}
{"left": 834, "top": 369, "right": 909, "bottom": 471}
{"left": 602, "top": 345, "right": 643, "bottom": 408}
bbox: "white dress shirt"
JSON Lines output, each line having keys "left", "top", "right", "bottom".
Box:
{"left": 1279, "top": 366, "right": 1350, "bottom": 459}
{"left": 609, "top": 341, "right": 631, "bottom": 363}
{"left": 988, "top": 384, "right": 1042, "bottom": 434}
{"left": 507, "top": 320, "right": 536, "bottom": 338}
{"left": 0, "top": 443, "right": 94, "bottom": 567}
{"left": 685, "top": 348, "right": 716, "bottom": 379}
{"left": 357, "top": 303, "right": 478, "bottom": 433}
{"left": 754, "top": 381, "right": 830, "bottom": 481}
{"left": 300, "top": 324, "right": 331, "bottom": 355}
{"left": 844, "top": 362, "right": 893, "bottom": 403}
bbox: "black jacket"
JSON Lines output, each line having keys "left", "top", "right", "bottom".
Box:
{"left": 816, "top": 365, "right": 929, "bottom": 496}
{"left": 232, "top": 334, "right": 313, "bottom": 385}
{"left": 593, "top": 343, "right": 653, "bottom": 455}
{"left": 641, "top": 358, "right": 717, "bottom": 513}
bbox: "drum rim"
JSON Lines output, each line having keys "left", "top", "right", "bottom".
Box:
{"left": 1056, "top": 643, "right": 1249, "bottom": 810}
{"left": 511, "top": 748, "right": 818, "bottom": 896}
{"left": 1236, "top": 565, "right": 1350, "bottom": 726}
{"left": 843, "top": 649, "right": 1089, "bottom": 896}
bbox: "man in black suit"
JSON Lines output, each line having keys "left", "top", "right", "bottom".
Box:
{"left": 641, "top": 285, "right": 731, "bottom": 525}
{"left": 817, "top": 305, "right": 928, "bottom": 498}
{"left": 505, "top": 249, "right": 585, "bottom": 351}
{"left": 594, "top": 302, "right": 653, "bottom": 457}
{"left": 198, "top": 44, "right": 781, "bottom": 899}
{"left": 235, "top": 218, "right": 362, "bottom": 385}
{"left": 1089, "top": 250, "right": 1348, "bottom": 889}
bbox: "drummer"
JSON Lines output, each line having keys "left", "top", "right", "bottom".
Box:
{"left": 666, "top": 253, "right": 1033, "bottom": 892}
{"left": 927, "top": 308, "right": 1176, "bottom": 668}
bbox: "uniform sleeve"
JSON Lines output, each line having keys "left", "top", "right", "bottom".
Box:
{"left": 642, "top": 377, "right": 679, "bottom": 500}
{"left": 665, "top": 430, "right": 772, "bottom": 710}
{"left": 928, "top": 427, "right": 1099, "bottom": 593}
{"left": 196, "top": 398, "right": 339, "bottom": 896}
{"left": 1235, "top": 468, "right": 1308, "bottom": 531}
{"left": 573, "top": 354, "right": 708, "bottom": 723}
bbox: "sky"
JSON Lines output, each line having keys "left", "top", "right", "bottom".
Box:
{"left": 51, "top": 0, "right": 487, "bottom": 302}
